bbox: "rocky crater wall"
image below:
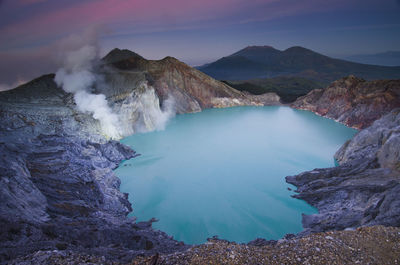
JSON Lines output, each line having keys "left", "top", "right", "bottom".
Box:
{"left": 286, "top": 109, "right": 400, "bottom": 234}
{"left": 0, "top": 49, "right": 399, "bottom": 263}
{"left": 291, "top": 75, "right": 400, "bottom": 129}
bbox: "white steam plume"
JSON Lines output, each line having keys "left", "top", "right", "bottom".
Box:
{"left": 55, "top": 45, "right": 121, "bottom": 139}
{"left": 53, "top": 28, "right": 176, "bottom": 138}
{"left": 134, "top": 84, "right": 175, "bottom": 133}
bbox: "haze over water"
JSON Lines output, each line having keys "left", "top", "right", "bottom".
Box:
{"left": 116, "top": 106, "right": 357, "bottom": 244}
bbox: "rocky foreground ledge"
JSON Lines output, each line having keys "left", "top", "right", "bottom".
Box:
{"left": 11, "top": 226, "right": 400, "bottom": 264}
{"left": 131, "top": 226, "right": 400, "bottom": 265}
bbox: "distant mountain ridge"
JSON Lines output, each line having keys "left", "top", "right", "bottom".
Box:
{"left": 197, "top": 46, "right": 400, "bottom": 83}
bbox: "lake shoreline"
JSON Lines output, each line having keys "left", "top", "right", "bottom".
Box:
{"left": 116, "top": 106, "right": 355, "bottom": 244}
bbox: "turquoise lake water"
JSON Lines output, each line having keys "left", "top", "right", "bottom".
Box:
{"left": 115, "top": 106, "right": 357, "bottom": 244}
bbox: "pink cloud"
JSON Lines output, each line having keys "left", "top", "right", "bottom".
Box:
{"left": 1, "top": 0, "right": 279, "bottom": 47}
{"left": 18, "top": 0, "right": 49, "bottom": 5}
{"left": 0, "top": 0, "right": 353, "bottom": 54}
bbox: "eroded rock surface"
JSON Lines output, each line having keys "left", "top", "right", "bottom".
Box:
{"left": 103, "top": 48, "right": 281, "bottom": 112}
{"left": 291, "top": 75, "right": 400, "bottom": 129}
{"left": 286, "top": 109, "right": 400, "bottom": 235}
{"left": 288, "top": 77, "right": 400, "bottom": 236}
{"left": 0, "top": 133, "right": 187, "bottom": 263}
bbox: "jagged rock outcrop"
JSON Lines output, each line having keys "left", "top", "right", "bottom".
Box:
{"left": 0, "top": 135, "right": 186, "bottom": 263}
{"left": 103, "top": 48, "right": 280, "bottom": 113}
{"left": 0, "top": 86, "right": 187, "bottom": 263}
{"left": 287, "top": 76, "right": 400, "bottom": 235}
{"left": 291, "top": 75, "right": 400, "bottom": 129}
{"left": 335, "top": 109, "right": 400, "bottom": 170}
{"left": 10, "top": 226, "right": 400, "bottom": 264}
{"left": 286, "top": 109, "right": 400, "bottom": 235}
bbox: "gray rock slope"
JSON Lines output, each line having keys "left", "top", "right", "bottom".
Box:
{"left": 286, "top": 109, "right": 400, "bottom": 234}
{"left": 0, "top": 75, "right": 188, "bottom": 262}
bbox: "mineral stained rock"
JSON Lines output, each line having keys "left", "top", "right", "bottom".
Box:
{"left": 291, "top": 75, "right": 400, "bottom": 129}
{"left": 103, "top": 48, "right": 281, "bottom": 113}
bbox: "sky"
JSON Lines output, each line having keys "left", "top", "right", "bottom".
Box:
{"left": 0, "top": 0, "right": 400, "bottom": 88}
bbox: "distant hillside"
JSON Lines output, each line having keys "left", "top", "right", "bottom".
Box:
{"left": 344, "top": 51, "right": 400, "bottom": 67}
{"left": 197, "top": 46, "right": 400, "bottom": 83}
{"left": 223, "top": 77, "right": 323, "bottom": 103}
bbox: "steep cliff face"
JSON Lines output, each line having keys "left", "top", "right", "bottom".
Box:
{"left": 286, "top": 108, "right": 400, "bottom": 235}
{"left": 291, "top": 76, "right": 400, "bottom": 129}
{"left": 0, "top": 75, "right": 189, "bottom": 262}
{"left": 287, "top": 76, "right": 400, "bottom": 236}
{"left": 0, "top": 134, "right": 187, "bottom": 263}
{"left": 335, "top": 108, "right": 400, "bottom": 171}
{"left": 103, "top": 48, "right": 280, "bottom": 114}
